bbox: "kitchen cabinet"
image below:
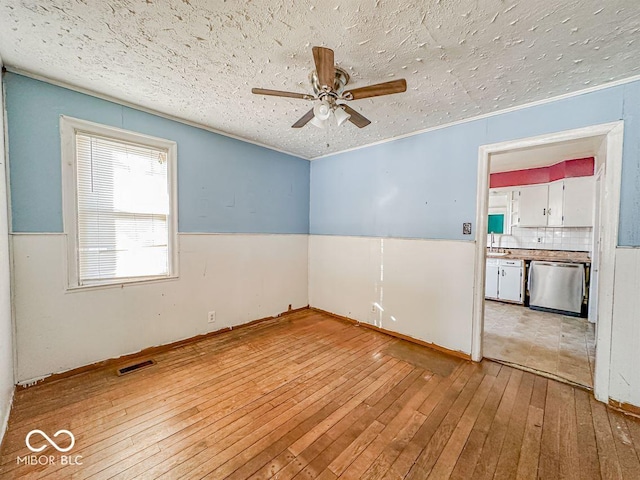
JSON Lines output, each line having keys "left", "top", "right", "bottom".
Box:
{"left": 485, "top": 260, "right": 499, "bottom": 299}
{"left": 514, "top": 177, "right": 594, "bottom": 227}
{"left": 563, "top": 177, "right": 594, "bottom": 226}
{"left": 485, "top": 259, "right": 524, "bottom": 303}
{"left": 547, "top": 181, "right": 564, "bottom": 227}
{"left": 499, "top": 261, "right": 524, "bottom": 302}
{"left": 517, "top": 184, "right": 548, "bottom": 227}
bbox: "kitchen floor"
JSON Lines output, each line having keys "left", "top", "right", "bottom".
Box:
{"left": 483, "top": 300, "right": 596, "bottom": 388}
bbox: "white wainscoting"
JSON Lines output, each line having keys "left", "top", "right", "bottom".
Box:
{"left": 0, "top": 88, "right": 15, "bottom": 443}
{"left": 12, "top": 233, "right": 640, "bottom": 410}
{"left": 11, "top": 233, "right": 309, "bottom": 383}
{"left": 609, "top": 247, "right": 640, "bottom": 408}
{"left": 309, "top": 235, "right": 476, "bottom": 355}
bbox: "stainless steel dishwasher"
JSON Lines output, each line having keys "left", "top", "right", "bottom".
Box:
{"left": 528, "top": 261, "right": 585, "bottom": 315}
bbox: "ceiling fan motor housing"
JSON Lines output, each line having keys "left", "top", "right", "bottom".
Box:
{"left": 310, "top": 67, "right": 350, "bottom": 99}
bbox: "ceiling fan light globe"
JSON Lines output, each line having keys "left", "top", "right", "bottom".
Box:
{"left": 334, "top": 106, "right": 351, "bottom": 127}
{"left": 313, "top": 101, "right": 332, "bottom": 121}
{"left": 310, "top": 115, "right": 328, "bottom": 129}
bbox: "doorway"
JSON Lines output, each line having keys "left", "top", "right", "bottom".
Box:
{"left": 471, "top": 122, "right": 624, "bottom": 403}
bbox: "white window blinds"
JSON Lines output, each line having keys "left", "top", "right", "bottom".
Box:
{"left": 75, "top": 133, "right": 170, "bottom": 284}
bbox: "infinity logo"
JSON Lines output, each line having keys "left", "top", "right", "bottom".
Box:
{"left": 25, "top": 430, "right": 75, "bottom": 453}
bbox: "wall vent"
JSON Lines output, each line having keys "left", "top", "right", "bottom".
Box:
{"left": 117, "top": 359, "right": 156, "bottom": 376}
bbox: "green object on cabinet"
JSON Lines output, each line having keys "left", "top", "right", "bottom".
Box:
{"left": 488, "top": 214, "right": 505, "bottom": 234}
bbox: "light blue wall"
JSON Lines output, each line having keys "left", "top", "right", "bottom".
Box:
{"left": 310, "top": 120, "right": 485, "bottom": 240}
{"left": 4, "top": 73, "right": 310, "bottom": 234}
{"left": 6, "top": 73, "right": 640, "bottom": 244}
{"left": 619, "top": 82, "right": 640, "bottom": 246}
{"left": 311, "top": 80, "right": 640, "bottom": 246}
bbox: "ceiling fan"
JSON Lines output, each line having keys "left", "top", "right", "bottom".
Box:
{"left": 251, "top": 46, "right": 407, "bottom": 129}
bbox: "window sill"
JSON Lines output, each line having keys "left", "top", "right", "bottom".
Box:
{"left": 65, "top": 275, "right": 179, "bottom": 293}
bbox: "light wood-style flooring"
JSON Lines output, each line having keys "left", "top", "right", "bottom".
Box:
{"left": 484, "top": 301, "right": 596, "bottom": 388}
{"left": 1, "top": 309, "right": 639, "bottom": 479}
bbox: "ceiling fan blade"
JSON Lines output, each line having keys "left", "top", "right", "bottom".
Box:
{"left": 343, "top": 79, "right": 407, "bottom": 100}
{"left": 342, "top": 105, "right": 371, "bottom": 128}
{"left": 312, "top": 46, "right": 335, "bottom": 91}
{"left": 252, "top": 88, "right": 315, "bottom": 100}
{"left": 291, "top": 108, "right": 315, "bottom": 128}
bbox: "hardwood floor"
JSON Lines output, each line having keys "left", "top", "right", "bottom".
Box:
{"left": 1, "top": 309, "right": 640, "bottom": 479}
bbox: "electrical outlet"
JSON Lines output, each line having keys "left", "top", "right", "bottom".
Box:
{"left": 371, "top": 303, "right": 376, "bottom": 313}
{"left": 537, "top": 237, "right": 542, "bottom": 243}
{"left": 208, "top": 311, "right": 216, "bottom": 323}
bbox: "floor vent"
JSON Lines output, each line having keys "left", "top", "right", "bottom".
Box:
{"left": 117, "top": 359, "right": 156, "bottom": 376}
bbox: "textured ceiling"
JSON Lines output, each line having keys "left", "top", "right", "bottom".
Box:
{"left": 0, "top": 1, "right": 639, "bottom": 159}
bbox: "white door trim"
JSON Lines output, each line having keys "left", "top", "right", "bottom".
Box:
{"left": 471, "top": 121, "right": 624, "bottom": 404}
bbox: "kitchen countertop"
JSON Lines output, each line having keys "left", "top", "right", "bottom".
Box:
{"left": 486, "top": 248, "right": 590, "bottom": 263}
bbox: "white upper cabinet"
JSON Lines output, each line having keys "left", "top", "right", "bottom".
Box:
{"left": 513, "top": 177, "right": 594, "bottom": 228}
{"left": 517, "top": 184, "right": 548, "bottom": 227}
{"left": 563, "top": 176, "right": 595, "bottom": 227}
{"left": 547, "top": 181, "right": 564, "bottom": 227}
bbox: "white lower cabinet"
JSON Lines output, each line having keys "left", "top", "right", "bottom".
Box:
{"left": 485, "top": 258, "right": 524, "bottom": 303}
{"left": 499, "top": 261, "right": 524, "bottom": 302}
{"left": 485, "top": 260, "right": 499, "bottom": 299}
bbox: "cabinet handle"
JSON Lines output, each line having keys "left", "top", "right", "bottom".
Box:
{"left": 548, "top": 208, "right": 551, "bottom": 215}
{"left": 501, "top": 269, "right": 505, "bottom": 276}
{"left": 543, "top": 208, "right": 546, "bottom": 216}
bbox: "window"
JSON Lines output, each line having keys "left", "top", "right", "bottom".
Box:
{"left": 61, "top": 116, "right": 177, "bottom": 289}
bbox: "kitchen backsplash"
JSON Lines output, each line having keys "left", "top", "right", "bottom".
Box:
{"left": 487, "top": 227, "right": 593, "bottom": 252}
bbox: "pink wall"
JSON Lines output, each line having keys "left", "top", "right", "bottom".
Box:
{"left": 490, "top": 157, "right": 594, "bottom": 188}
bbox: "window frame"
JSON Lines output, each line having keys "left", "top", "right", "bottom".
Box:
{"left": 60, "top": 115, "right": 179, "bottom": 291}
